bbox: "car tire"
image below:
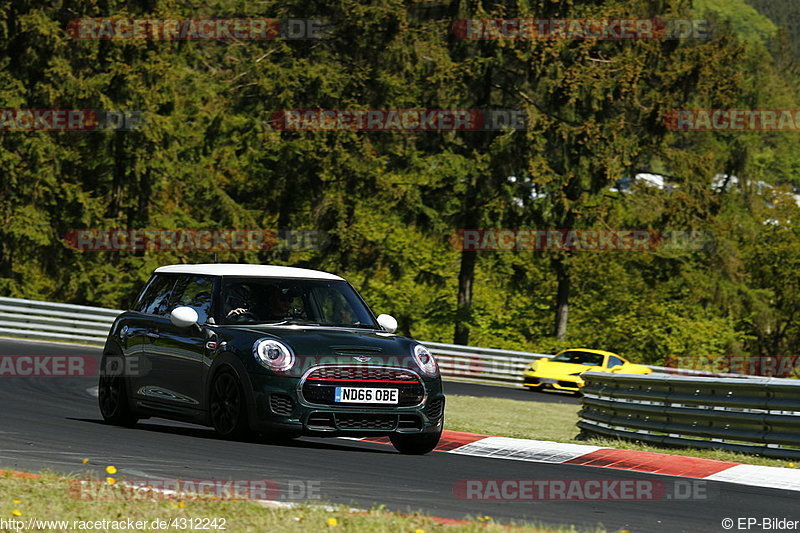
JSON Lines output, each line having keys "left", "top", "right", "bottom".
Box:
{"left": 389, "top": 429, "right": 442, "bottom": 455}
{"left": 98, "top": 358, "right": 138, "bottom": 427}
{"left": 209, "top": 369, "right": 251, "bottom": 440}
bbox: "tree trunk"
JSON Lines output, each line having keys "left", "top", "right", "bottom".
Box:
{"left": 452, "top": 65, "right": 493, "bottom": 346}
{"left": 454, "top": 249, "right": 476, "bottom": 345}
{"left": 553, "top": 256, "right": 570, "bottom": 340}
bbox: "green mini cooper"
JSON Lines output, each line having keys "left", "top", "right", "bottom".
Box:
{"left": 99, "top": 264, "right": 444, "bottom": 454}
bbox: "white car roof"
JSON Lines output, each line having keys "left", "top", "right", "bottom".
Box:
{"left": 154, "top": 263, "right": 344, "bottom": 281}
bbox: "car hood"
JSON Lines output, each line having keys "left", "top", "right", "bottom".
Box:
{"left": 223, "top": 324, "right": 418, "bottom": 365}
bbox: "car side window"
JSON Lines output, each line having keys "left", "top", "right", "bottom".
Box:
{"left": 608, "top": 356, "right": 624, "bottom": 368}
{"left": 170, "top": 275, "right": 214, "bottom": 324}
{"left": 139, "top": 276, "right": 180, "bottom": 316}
{"left": 137, "top": 275, "right": 178, "bottom": 316}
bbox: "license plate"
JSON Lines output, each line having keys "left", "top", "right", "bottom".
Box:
{"left": 539, "top": 378, "right": 558, "bottom": 384}
{"left": 334, "top": 387, "right": 398, "bottom": 404}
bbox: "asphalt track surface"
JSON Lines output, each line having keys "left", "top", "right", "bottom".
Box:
{"left": 443, "top": 379, "right": 581, "bottom": 404}
{"left": 0, "top": 338, "right": 796, "bottom": 532}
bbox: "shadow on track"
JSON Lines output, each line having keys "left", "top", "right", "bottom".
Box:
{"left": 66, "top": 417, "right": 395, "bottom": 454}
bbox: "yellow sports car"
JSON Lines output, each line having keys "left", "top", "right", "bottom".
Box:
{"left": 523, "top": 348, "right": 651, "bottom": 393}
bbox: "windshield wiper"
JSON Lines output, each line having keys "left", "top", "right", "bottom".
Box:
{"left": 266, "top": 319, "right": 320, "bottom": 326}
{"left": 262, "top": 320, "right": 379, "bottom": 329}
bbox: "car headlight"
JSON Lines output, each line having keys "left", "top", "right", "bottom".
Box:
{"left": 412, "top": 344, "right": 438, "bottom": 377}
{"left": 253, "top": 338, "right": 295, "bottom": 372}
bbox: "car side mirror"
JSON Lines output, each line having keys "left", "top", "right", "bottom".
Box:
{"left": 170, "top": 306, "right": 199, "bottom": 328}
{"left": 376, "top": 314, "right": 397, "bottom": 333}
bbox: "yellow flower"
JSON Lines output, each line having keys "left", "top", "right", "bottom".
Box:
{"left": 414, "top": 529, "right": 425, "bottom": 533}
{"left": 106, "top": 477, "right": 116, "bottom": 485}
{"left": 790, "top": 463, "right": 796, "bottom": 468}
{"left": 106, "top": 466, "right": 117, "bottom": 474}
{"left": 12, "top": 500, "right": 20, "bottom": 504}
{"left": 327, "top": 517, "right": 338, "bottom": 527}
{"left": 11, "top": 510, "right": 21, "bottom": 517}
{"left": 178, "top": 502, "right": 185, "bottom": 509}
{"left": 82, "top": 458, "right": 90, "bottom": 464}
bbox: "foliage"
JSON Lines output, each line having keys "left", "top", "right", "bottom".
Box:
{"left": 1, "top": 0, "right": 799, "bottom": 362}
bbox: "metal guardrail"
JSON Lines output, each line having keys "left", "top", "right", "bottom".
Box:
{"left": 578, "top": 372, "right": 800, "bottom": 460}
{"left": 0, "top": 296, "right": 762, "bottom": 386}
{"left": 0, "top": 297, "right": 120, "bottom": 346}
{"left": 420, "top": 341, "right": 551, "bottom": 385}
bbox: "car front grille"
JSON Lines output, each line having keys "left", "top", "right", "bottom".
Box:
{"left": 269, "top": 394, "right": 294, "bottom": 416}
{"left": 304, "top": 411, "right": 424, "bottom": 431}
{"left": 334, "top": 413, "right": 398, "bottom": 431}
{"left": 307, "top": 366, "right": 418, "bottom": 381}
{"left": 301, "top": 366, "right": 425, "bottom": 407}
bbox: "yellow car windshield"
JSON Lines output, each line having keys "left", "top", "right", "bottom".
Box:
{"left": 552, "top": 351, "right": 604, "bottom": 366}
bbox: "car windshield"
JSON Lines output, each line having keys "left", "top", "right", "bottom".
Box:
{"left": 551, "top": 351, "right": 604, "bottom": 366}
{"left": 220, "top": 277, "right": 378, "bottom": 328}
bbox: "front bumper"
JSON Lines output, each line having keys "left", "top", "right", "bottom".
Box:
{"left": 523, "top": 371, "right": 584, "bottom": 392}
{"left": 246, "top": 369, "right": 445, "bottom": 437}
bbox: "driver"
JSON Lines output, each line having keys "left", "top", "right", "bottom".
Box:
{"left": 226, "top": 284, "right": 292, "bottom": 321}
{"left": 225, "top": 283, "right": 253, "bottom": 319}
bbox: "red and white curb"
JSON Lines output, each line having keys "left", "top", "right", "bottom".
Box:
{"left": 360, "top": 430, "right": 800, "bottom": 492}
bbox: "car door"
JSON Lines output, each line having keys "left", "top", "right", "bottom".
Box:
{"left": 127, "top": 274, "right": 180, "bottom": 403}
{"left": 147, "top": 274, "right": 215, "bottom": 415}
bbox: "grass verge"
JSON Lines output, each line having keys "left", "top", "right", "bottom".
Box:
{"left": 0, "top": 471, "right": 593, "bottom": 533}
{"left": 445, "top": 394, "right": 800, "bottom": 469}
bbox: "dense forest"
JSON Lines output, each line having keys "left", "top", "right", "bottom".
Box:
{"left": 1, "top": 0, "right": 799, "bottom": 365}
